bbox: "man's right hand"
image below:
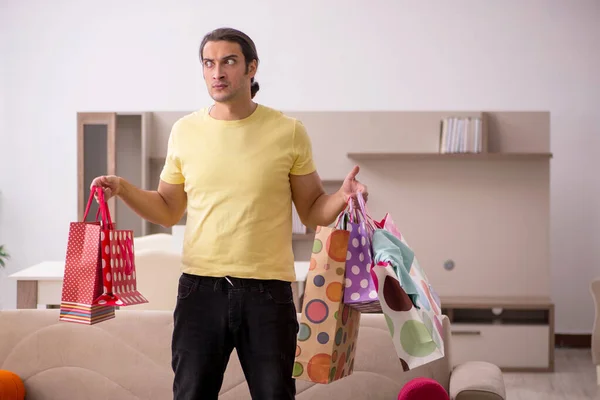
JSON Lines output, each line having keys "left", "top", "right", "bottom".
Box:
{"left": 90, "top": 175, "right": 122, "bottom": 201}
{"left": 88, "top": 176, "right": 187, "bottom": 228}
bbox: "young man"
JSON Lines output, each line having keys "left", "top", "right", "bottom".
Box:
{"left": 90, "top": 27, "right": 368, "bottom": 400}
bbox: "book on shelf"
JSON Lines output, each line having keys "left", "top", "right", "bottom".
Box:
{"left": 292, "top": 204, "right": 307, "bottom": 234}
{"left": 439, "top": 116, "right": 486, "bottom": 154}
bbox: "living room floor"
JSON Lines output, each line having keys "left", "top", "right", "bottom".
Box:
{"left": 504, "top": 348, "right": 599, "bottom": 399}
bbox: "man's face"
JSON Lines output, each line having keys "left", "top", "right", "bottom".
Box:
{"left": 202, "top": 40, "right": 256, "bottom": 103}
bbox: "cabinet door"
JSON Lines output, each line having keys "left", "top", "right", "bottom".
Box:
{"left": 77, "top": 112, "right": 116, "bottom": 222}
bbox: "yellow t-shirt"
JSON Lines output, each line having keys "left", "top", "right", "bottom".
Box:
{"left": 159, "top": 104, "right": 316, "bottom": 282}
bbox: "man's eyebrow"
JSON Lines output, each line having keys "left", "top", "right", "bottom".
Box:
{"left": 203, "top": 54, "right": 239, "bottom": 62}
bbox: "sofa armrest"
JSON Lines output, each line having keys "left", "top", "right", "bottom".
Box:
{"left": 449, "top": 361, "right": 506, "bottom": 400}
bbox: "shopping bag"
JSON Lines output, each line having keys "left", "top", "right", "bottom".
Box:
{"left": 92, "top": 187, "right": 148, "bottom": 308}
{"left": 60, "top": 188, "right": 116, "bottom": 324}
{"left": 60, "top": 188, "right": 147, "bottom": 325}
{"left": 374, "top": 213, "right": 433, "bottom": 286}
{"left": 293, "top": 225, "right": 361, "bottom": 384}
{"left": 94, "top": 228, "right": 148, "bottom": 307}
{"left": 340, "top": 193, "right": 381, "bottom": 312}
{"left": 374, "top": 213, "right": 440, "bottom": 313}
{"left": 369, "top": 230, "right": 445, "bottom": 371}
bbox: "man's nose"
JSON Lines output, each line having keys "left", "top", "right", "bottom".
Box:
{"left": 212, "top": 64, "right": 225, "bottom": 80}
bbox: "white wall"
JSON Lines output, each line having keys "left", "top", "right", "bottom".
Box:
{"left": 1, "top": 0, "right": 599, "bottom": 333}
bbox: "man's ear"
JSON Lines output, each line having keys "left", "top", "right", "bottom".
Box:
{"left": 247, "top": 59, "right": 258, "bottom": 77}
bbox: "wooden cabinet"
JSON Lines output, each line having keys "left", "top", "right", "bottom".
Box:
{"left": 77, "top": 112, "right": 116, "bottom": 225}
{"left": 77, "top": 112, "right": 151, "bottom": 236}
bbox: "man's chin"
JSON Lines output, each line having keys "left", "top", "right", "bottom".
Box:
{"left": 210, "top": 93, "right": 233, "bottom": 103}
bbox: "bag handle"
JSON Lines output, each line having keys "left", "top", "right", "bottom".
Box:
{"left": 120, "top": 237, "right": 134, "bottom": 275}
{"left": 334, "top": 192, "right": 376, "bottom": 231}
{"left": 82, "top": 187, "right": 97, "bottom": 222}
{"left": 96, "top": 188, "right": 114, "bottom": 227}
{"left": 335, "top": 197, "right": 354, "bottom": 229}
{"left": 353, "top": 191, "right": 376, "bottom": 234}
{"left": 83, "top": 187, "right": 113, "bottom": 227}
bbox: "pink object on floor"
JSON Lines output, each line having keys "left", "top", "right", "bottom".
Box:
{"left": 398, "top": 377, "right": 449, "bottom": 400}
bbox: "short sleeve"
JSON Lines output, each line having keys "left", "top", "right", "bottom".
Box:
{"left": 290, "top": 120, "right": 316, "bottom": 175}
{"left": 159, "top": 124, "right": 185, "bottom": 185}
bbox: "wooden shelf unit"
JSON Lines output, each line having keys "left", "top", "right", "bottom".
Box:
{"left": 76, "top": 108, "right": 554, "bottom": 370}
{"left": 283, "top": 110, "right": 554, "bottom": 371}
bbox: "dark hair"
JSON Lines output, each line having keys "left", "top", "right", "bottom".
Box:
{"left": 199, "top": 27, "right": 260, "bottom": 98}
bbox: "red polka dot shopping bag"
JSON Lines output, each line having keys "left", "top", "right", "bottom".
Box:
{"left": 59, "top": 187, "right": 148, "bottom": 325}
{"left": 293, "top": 225, "right": 361, "bottom": 384}
{"left": 369, "top": 212, "right": 445, "bottom": 371}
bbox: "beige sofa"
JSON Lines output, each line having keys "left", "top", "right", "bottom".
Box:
{"left": 0, "top": 309, "right": 505, "bottom": 399}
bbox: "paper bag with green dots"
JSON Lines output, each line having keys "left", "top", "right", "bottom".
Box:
{"left": 293, "top": 225, "right": 361, "bottom": 384}
{"left": 369, "top": 228, "right": 445, "bottom": 371}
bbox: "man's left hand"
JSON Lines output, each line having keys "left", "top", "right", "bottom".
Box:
{"left": 340, "top": 165, "right": 368, "bottom": 207}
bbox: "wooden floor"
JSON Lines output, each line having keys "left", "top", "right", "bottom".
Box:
{"left": 504, "top": 348, "right": 599, "bottom": 399}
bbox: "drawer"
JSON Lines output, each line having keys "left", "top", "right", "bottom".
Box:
{"left": 450, "top": 324, "right": 550, "bottom": 369}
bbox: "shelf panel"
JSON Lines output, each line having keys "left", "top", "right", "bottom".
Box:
{"left": 347, "top": 152, "right": 553, "bottom": 161}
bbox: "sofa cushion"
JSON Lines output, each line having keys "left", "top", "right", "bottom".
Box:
{"left": 449, "top": 361, "right": 506, "bottom": 400}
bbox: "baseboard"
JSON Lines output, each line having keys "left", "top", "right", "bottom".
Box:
{"left": 555, "top": 334, "right": 591, "bottom": 348}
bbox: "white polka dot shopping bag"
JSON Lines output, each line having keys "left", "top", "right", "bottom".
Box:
{"left": 369, "top": 212, "right": 445, "bottom": 371}
{"left": 293, "top": 225, "right": 361, "bottom": 384}
{"left": 59, "top": 187, "right": 148, "bottom": 325}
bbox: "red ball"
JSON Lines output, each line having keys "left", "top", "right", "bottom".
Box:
{"left": 398, "top": 377, "right": 449, "bottom": 400}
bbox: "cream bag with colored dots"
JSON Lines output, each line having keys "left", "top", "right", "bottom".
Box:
{"left": 369, "top": 213, "right": 445, "bottom": 371}
{"left": 293, "top": 225, "right": 361, "bottom": 384}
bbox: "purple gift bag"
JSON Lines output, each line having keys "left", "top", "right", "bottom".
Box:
{"left": 339, "top": 193, "right": 381, "bottom": 312}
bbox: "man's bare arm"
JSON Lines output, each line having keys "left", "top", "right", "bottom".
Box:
{"left": 290, "top": 171, "right": 346, "bottom": 231}
{"left": 117, "top": 178, "right": 187, "bottom": 228}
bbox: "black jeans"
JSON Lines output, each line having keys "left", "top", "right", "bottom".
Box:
{"left": 171, "top": 273, "right": 299, "bottom": 400}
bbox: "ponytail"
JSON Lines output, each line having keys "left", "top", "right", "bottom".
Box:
{"left": 250, "top": 78, "right": 260, "bottom": 98}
